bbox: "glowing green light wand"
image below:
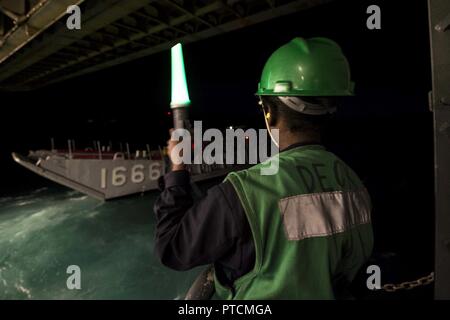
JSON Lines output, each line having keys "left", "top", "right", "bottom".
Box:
{"left": 170, "top": 43, "right": 215, "bottom": 300}
{"left": 170, "top": 43, "right": 191, "bottom": 129}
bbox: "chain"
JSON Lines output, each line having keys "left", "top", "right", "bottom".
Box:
{"left": 379, "top": 272, "right": 434, "bottom": 292}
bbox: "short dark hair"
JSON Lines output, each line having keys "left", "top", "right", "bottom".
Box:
{"left": 260, "top": 96, "right": 333, "bottom": 134}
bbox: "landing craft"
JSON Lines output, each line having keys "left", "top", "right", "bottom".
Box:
{"left": 11, "top": 43, "right": 243, "bottom": 200}
{"left": 11, "top": 146, "right": 236, "bottom": 200}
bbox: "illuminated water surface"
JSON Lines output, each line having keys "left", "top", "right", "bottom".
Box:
{"left": 0, "top": 186, "right": 202, "bottom": 299}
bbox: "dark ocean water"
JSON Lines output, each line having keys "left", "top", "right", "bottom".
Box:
{"left": 0, "top": 186, "right": 202, "bottom": 299}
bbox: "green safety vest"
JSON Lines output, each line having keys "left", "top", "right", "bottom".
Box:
{"left": 214, "top": 145, "right": 373, "bottom": 299}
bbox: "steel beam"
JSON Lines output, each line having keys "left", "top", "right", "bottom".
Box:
{"left": 9, "top": 1, "right": 224, "bottom": 87}
{"left": 10, "top": 0, "right": 331, "bottom": 89}
{"left": 0, "top": 0, "right": 154, "bottom": 83}
{"left": 429, "top": 0, "right": 450, "bottom": 300}
{"left": 0, "top": 0, "right": 86, "bottom": 64}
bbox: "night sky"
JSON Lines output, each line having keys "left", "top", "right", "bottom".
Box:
{"left": 0, "top": 0, "right": 434, "bottom": 294}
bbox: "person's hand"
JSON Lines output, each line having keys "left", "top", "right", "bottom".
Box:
{"left": 167, "top": 128, "right": 186, "bottom": 171}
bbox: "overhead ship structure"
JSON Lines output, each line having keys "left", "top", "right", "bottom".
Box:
{"left": 0, "top": 0, "right": 331, "bottom": 90}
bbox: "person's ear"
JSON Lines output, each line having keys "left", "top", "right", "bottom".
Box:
{"left": 266, "top": 105, "right": 276, "bottom": 127}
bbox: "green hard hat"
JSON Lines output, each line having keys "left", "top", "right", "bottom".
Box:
{"left": 256, "top": 37, "right": 354, "bottom": 96}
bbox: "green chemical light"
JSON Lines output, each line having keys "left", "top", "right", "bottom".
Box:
{"left": 170, "top": 43, "right": 191, "bottom": 109}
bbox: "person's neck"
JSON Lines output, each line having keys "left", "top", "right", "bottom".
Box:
{"left": 278, "top": 129, "right": 321, "bottom": 151}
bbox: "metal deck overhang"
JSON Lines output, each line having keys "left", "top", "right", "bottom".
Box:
{"left": 0, "top": 0, "right": 332, "bottom": 91}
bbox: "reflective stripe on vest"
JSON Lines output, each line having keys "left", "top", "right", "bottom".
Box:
{"left": 279, "top": 189, "right": 371, "bottom": 241}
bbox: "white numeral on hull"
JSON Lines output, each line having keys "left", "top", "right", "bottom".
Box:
{"left": 131, "top": 164, "right": 144, "bottom": 183}
{"left": 112, "top": 166, "right": 127, "bottom": 186}
{"left": 101, "top": 168, "right": 107, "bottom": 189}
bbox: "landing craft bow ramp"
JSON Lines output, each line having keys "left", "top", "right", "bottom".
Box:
{"left": 0, "top": 0, "right": 331, "bottom": 91}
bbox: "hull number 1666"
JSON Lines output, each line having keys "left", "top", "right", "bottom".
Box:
{"left": 100, "top": 163, "right": 162, "bottom": 189}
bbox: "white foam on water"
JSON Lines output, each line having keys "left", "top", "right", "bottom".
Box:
{"left": 14, "top": 283, "right": 32, "bottom": 299}
{"left": 10, "top": 206, "right": 67, "bottom": 236}
{"left": 0, "top": 194, "right": 99, "bottom": 242}
{"left": 0, "top": 265, "right": 8, "bottom": 287}
{"left": 31, "top": 187, "right": 48, "bottom": 195}
{"left": 86, "top": 210, "right": 101, "bottom": 219}
{"left": 70, "top": 195, "right": 89, "bottom": 201}
{"left": 16, "top": 200, "right": 37, "bottom": 207}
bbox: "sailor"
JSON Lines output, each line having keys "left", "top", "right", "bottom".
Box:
{"left": 154, "top": 37, "right": 373, "bottom": 299}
